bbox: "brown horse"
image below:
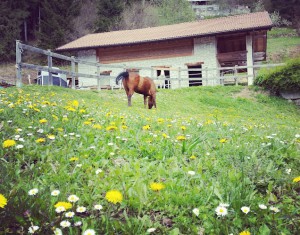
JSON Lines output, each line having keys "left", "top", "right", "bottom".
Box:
{"left": 116, "top": 71, "right": 157, "bottom": 109}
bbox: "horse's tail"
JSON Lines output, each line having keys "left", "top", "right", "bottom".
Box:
{"left": 116, "top": 71, "right": 129, "bottom": 85}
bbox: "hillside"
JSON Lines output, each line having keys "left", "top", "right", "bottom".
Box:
{"left": 1, "top": 85, "right": 299, "bottom": 234}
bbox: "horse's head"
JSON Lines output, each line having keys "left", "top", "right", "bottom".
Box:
{"left": 148, "top": 96, "right": 154, "bottom": 109}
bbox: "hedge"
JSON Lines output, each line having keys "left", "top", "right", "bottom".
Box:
{"left": 254, "top": 57, "right": 300, "bottom": 94}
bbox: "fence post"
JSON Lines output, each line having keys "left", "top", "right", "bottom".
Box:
{"left": 15, "top": 40, "right": 22, "bottom": 88}
{"left": 71, "top": 56, "right": 76, "bottom": 89}
{"left": 47, "top": 49, "right": 53, "bottom": 86}
{"left": 97, "top": 64, "right": 100, "bottom": 91}
{"left": 234, "top": 65, "right": 238, "bottom": 86}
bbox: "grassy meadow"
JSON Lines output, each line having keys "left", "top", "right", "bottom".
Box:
{"left": 0, "top": 85, "right": 299, "bottom": 235}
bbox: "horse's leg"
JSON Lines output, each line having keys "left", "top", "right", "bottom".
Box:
{"left": 153, "top": 94, "right": 157, "bottom": 108}
{"left": 127, "top": 90, "right": 134, "bottom": 107}
{"left": 144, "top": 95, "right": 147, "bottom": 108}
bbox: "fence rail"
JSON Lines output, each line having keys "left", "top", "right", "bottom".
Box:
{"left": 16, "top": 41, "right": 285, "bottom": 89}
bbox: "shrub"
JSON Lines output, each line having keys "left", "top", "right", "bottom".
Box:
{"left": 254, "top": 57, "right": 300, "bottom": 94}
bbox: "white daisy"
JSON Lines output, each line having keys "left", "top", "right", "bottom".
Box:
{"left": 51, "top": 190, "right": 60, "bottom": 196}
{"left": 83, "top": 229, "right": 96, "bottom": 235}
{"left": 60, "top": 220, "right": 71, "bottom": 228}
{"left": 147, "top": 228, "right": 156, "bottom": 233}
{"left": 241, "top": 206, "right": 250, "bottom": 214}
{"left": 65, "top": 211, "right": 75, "bottom": 218}
{"left": 28, "top": 188, "right": 39, "bottom": 196}
{"left": 28, "top": 225, "right": 39, "bottom": 234}
{"left": 68, "top": 194, "right": 79, "bottom": 203}
{"left": 76, "top": 206, "right": 87, "bottom": 213}
{"left": 259, "top": 204, "right": 267, "bottom": 210}
{"left": 215, "top": 206, "right": 228, "bottom": 217}
{"left": 94, "top": 204, "right": 103, "bottom": 210}
{"left": 55, "top": 206, "right": 66, "bottom": 213}
{"left": 53, "top": 228, "right": 62, "bottom": 235}
{"left": 192, "top": 208, "right": 199, "bottom": 216}
{"left": 270, "top": 206, "right": 280, "bottom": 213}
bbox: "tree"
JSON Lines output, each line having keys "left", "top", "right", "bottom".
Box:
{"left": 94, "top": 0, "right": 125, "bottom": 33}
{"left": 37, "top": 0, "right": 81, "bottom": 50}
{"left": 112, "top": 1, "right": 159, "bottom": 30}
{"left": 0, "top": 0, "right": 29, "bottom": 61}
{"left": 157, "top": 0, "right": 196, "bottom": 25}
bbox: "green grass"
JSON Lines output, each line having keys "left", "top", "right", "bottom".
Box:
{"left": 267, "top": 27, "right": 300, "bottom": 62}
{"left": 268, "top": 27, "right": 297, "bottom": 38}
{"left": 0, "top": 85, "right": 300, "bottom": 235}
{"left": 267, "top": 37, "right": 300, "bottom": 54}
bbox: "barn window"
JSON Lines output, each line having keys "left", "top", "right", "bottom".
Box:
{"left": 186, "top": 62, "right": 203, "bottom": 86}
{"left": 153, "top": 66, "right": 171, "bottom": 89}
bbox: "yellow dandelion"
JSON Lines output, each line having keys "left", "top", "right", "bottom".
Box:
{"left": 157, "top": 118, "right": 164, "bottom": 123}
{"left": 69, "top": 157, "right": 79, "bottom": 162}
{"left": 83, "top": 121, "right": 92, "bottom": 125}
{"left": 162, "top": 133, "right": 169, "bottom": 138}
{"left": 67, "top": 107, "right": 76, "bottom": 112}
{"left": 39, "top": 118, "right": 47, "bottom": 124}
{"left": 57, "top": 128, "right": 64, "bottom": 132}
{"left": 47, "top": 134, "right": 55, "bottom": 140}
{"left": 105, "top": 190, "right": 123, "bottom": 204}
{"left": 52, "top": 115, "right": 58, "bottom": 120}
{"left": 239, "top": 231, "right": 250, "bottom": 235}
{"left": 150, "top": 182, "right": 165, "bottom": 191}
{"left": 181, "top": 126, "right": 186, "bottom": 131}
{"left": 143, "top": 125, "right": 150, "bottom": 130}
{"left": 0, "top": 194, "right": 8, "bottom": 208}
{"left": 219, "top": 138, "right": 227, "bottom": 143}
{"left": 106, "top": 112, "right": 111, "bottom": 117}
{"left": 190, "top": 155, "right": 197, "bottom": 160}
{"left": 3, "top": 139, "right": 16, "bottom": 148}
{"left": 41, "top": 101, "right": 50, "bottom": 105}
{"left": 72, "top": 100, "right": 79, "bottom": 107}
{"left": 205, "top": 120, "right": 213, "bottom": 125}
{"left": 54, "top": 202, "right": 72, "bottom": 210}
{"left": 293, "top": 176, "right": 300, "bottom": 183}
{"left": 36, "top": 138, "right": 46, "bottom": 143}
{"left": 121, "top": 125, "right": 128, "bottom": 129}
{"left": 176, "top": 136, "right": 186, "bottom": 141}
{"left": 33, "top": 108, "right": 40, "bottom": 112}
{"left": 93, "top": 124, "right": 102, "bottom": 129}
{"left": 106, "top": 126, "right": 118, "bottom": 131}
{"left": 79, "top": 109, "right": 86, "bottom": 113}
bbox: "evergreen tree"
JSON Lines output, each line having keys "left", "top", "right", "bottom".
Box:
{"left": 94, "top": 0, "right": 125, "bottom": 33}
{"left": 0, "top": 0, "right": 29, "bottom": 61}
{"left": 37, "top": 0, "right": 81, "bottom": 50}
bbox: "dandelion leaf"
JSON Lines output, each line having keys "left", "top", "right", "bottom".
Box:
{"left": 258, "top": 224, "right": 271, "bottom": 235}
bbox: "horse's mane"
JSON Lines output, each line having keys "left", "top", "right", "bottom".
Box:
{"left": 116, "top": 71, "right": 129, "bottom": 85}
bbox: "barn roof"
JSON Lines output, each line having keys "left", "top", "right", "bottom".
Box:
{"left": 56, "top": 11, "right": 272, "bottom": 52}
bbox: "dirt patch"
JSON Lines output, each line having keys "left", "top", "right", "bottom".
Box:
{"left": 0, "top": 63, "right": 36, "bottom": 85}
{"left": 232, "top": 87, "right": 269, "bottom": 101}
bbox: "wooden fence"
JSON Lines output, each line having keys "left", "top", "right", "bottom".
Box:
{"left": 16, "top": 41, "right": 285, "bottom": 89}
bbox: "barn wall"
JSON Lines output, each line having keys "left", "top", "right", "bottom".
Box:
{"left": 77, "top": 36, "right": 219, "bottom": 88}
{"left": 77, "top": 50, "right": 98, "bottom": 87}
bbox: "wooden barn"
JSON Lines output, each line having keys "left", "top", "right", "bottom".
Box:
{"left": 56, "top": 11, "right": 272, "bottom": 88}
